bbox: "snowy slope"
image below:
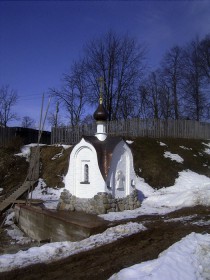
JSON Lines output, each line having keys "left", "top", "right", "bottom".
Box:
{"left": 109, "top": 232, "right": 210, "bottom": 280}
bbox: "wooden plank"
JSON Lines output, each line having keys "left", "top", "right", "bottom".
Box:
{"left": 50, "top": 118, "right": 210, "bottom": 143}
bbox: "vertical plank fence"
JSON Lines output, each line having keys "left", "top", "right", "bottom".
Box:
{"left": 0, "top": 127, "right": 51, "bottom": 147}
{"left": 51, "top": 119, "right": 210, "bottom": 145}
{"left": 0, "top": 126, "right": 16, "bottom": 147}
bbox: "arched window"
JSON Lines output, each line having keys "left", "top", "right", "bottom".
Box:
{"left": 84, "top": 164, "right": 89, "bottom": 183}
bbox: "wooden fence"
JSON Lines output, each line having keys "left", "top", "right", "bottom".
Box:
{"left": 0, "top": 127, "right": 51, "bottom": 147}
{"left": 51, "top": 118, "right": 210, "bottom": 145}
{"left": 0, "top": 126, "right": 15, "bottom": 147}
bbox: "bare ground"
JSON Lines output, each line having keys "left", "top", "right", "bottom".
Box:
{"left": 1, "top": 205, "right": 210, "bottom": 280}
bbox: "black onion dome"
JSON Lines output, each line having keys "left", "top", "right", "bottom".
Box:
{"left": 93, "top": 103, "right": 108, "bottom": 121}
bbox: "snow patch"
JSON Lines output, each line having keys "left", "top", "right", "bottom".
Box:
{"left": 0, "top": 222, "right": 146, "bottom": 272}
{"left": 51, "top": 144, "right": 71, "bottom": 150}
{"left": 15, "top": 144, "right": 46, "bottom": 161}
{"left": 51, "top": 152, "right": 63, "bottom": 160}
{"left": 100, "top": 170, "right": 210, "bottom": 221}
{"left": 192, "top": 220, "right": 210, "bottom": 226}
{"left": 6, "top": 224, "right": 32, "bottom": 245}
{"left": 165, "top": 215, "right": 197, "bottom": 223}
{"left": 164, "top": 151, "right": 184, "bottom": 163}
{"left": 180, "top": 145, "right": 192, "bottom": 150}
{"left": 109, "top": 232, "right": 210, "bottom": 280}
{"left": 158, "top": 141, "right": 167, "bottom": 146}
{"left": 204, "top": 148, "right": 210, "bottom": 155}
{"left": 29, "top": 179, "right": 64, "bottom": 209}
{"left": 4, "top": 211, "right": 15, "bottom": 226}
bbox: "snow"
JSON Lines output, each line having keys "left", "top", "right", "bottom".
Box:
{"left": 15, "top": 143, "right": 46, "bottom": 161}
{"left": 202, "top": 142, "right": 210, "bottom": 155}
{"left": 6, "top": 224, "right": 32, "bottom": 245}
{"left": 109, "top": 232, "right": 210, "bottom": 280}
{"left": 164, "top": 215, "right": 198, "bottom": 223}
{"left": 4, "top": 211, "right": 15, "bottom": 226}
{"left": 100, "top": 170, "right": 210, "bottom": 221}
{"left": 180, "top": 145, "right": 192, "bottom": 150}
{"left": 204, "top": 148, "right": 210, "bottom": 155}
{"left": 15, "top": 144, "right": 71, "bottom": 161}
{"left": 51, "top": 152, "right": 63, "bottom": 160}
{"left": 1, "top": 142, "right": 210, "bottom": 277}
{"left": 164, "top": 151, "right": 184, "bottom": 163}
{"left": 0, "top": 222, "right": 146, "bottom": 272}
{"left": 29, "top": 178, "right": 64, "bottom": 209}
{"left": 158, "top": 141, "right": 167, "bottom": 146}
{"left": 51, "top": 144, "right": 71, "bottom": 150}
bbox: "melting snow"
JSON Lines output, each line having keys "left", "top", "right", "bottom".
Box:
{"left": 0, "top": 222, "right": 146, "bottom": 272}
{"left": 158, "top": 141, "right": 167, "bottom": 146}
{"left": 109, "top": 232, "right": 210, "bottom": 280}
{"left": 100, "top": 170, "right": 210, "bottom": 221}
{"left": 164, "top": 151, "right": 184, "bottom": 163}
{"left": 15, "top": 144, "right": 46, "bottom": 161}
{"left": 1, "top": 143, "right": 210, "bottom": 277}
{"left": 29, "top": 178, "right": 64, "bottom": 209}
{"left": 6, "top": 225, "right": 32, "bottom": 245}
{"left": 180, "top": 145, "right": 192, "bottom": 150}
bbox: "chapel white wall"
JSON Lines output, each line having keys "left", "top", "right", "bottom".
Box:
{"left": 65, "top": 139, "right": 105, "bottom": 198}
{"left": 106, "top": 141, "right": 136, "bottom": 198}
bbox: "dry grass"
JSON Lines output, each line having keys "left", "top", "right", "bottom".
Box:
{"left": 0, "top": 138, "right": 210, "bottom": 195}
{"left": 40, "top": 145, "right": 72, "bottom": 188}
{"left": 131, "top": 137, "right": 210, "bottom": 189}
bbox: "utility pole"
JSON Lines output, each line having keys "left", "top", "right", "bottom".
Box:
{"left": 55, "top": 101, "right": 59, "bottom": 128}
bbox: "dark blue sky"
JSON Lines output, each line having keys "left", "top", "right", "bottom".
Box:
{"left": 1, "top": 1, "right": 210, "bottom": 128}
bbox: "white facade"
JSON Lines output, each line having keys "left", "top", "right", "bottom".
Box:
{"left": 65, "top": 138, "right": 105, "bottom": 198}
{"left": 95, "top": 121, "right": 107, "bottom": 141}
{"left": 65, "top": 137, "right": 136, "bottom": 198}
{"left": 106, "top": 141, "right": 136, "bottom": 198}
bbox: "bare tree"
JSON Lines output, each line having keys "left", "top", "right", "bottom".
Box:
{"left": 160, "top": 46, "right": 185, "bottom": 119}
{"left": 50, "top": 61, "right": 88, "bottom": 127}
{"left": 81, "top": 114, "right": 94, "bottom": 125}
{"left": 0, "top": 85, "right": 18, "bottom": 127}
{"left": 198, "top": 34, "right": 210, "bottom": 81}
{"left": 83, "top": 31, "right": 147, "bottom": 120}
{"left": 50, "top": 31, "right": 146, "bottom": 123}
{"left": 47, "top": 102, "right": 63, "bottom": 128}
{"left": 21, "top": 116, "right": 36, "bottom": 128}
{"left": 183, "top": 37, "right": 208, "bottom": 121}
{"left": 138, "top": 71, "right": 162, "bottom": 119}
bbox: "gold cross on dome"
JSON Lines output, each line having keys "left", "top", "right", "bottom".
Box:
{"left": 98, "top": 77, "right": 104, "bottom": 104}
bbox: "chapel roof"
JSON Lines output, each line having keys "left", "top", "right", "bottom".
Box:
{"left": 83, "top": 135, "right": 123, "bottom": 180}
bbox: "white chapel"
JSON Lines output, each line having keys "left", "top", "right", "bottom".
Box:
{"left": 64, "top": 86, "right": 136, "bottom": 199}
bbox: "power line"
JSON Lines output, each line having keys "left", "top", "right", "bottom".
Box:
{"left": 18, "top": 93, "right": 44, "bottom": 97}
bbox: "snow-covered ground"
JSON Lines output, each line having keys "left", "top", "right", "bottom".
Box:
{"left": 1, "top": 143, "right": 210, "bottom": 278}
{"left": 1, "top": 169, "right": 210, "bottom": 277}
{"left": 99, "top": 170, "right": 210, "bottom": 221}
{"left": 0, "top": 222, "right": 146, "bottom": 272}
{"left": 164, "top": 151, "right": 184, "bottom": 163}
{"left": 28, "top": 178, "right": 64, "bottom": 209}
{"left": 15, "top": 143, "right": 46, "bottom": 161}
{"left": 109, "top": 232, "right": 210, "bottom": 280}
